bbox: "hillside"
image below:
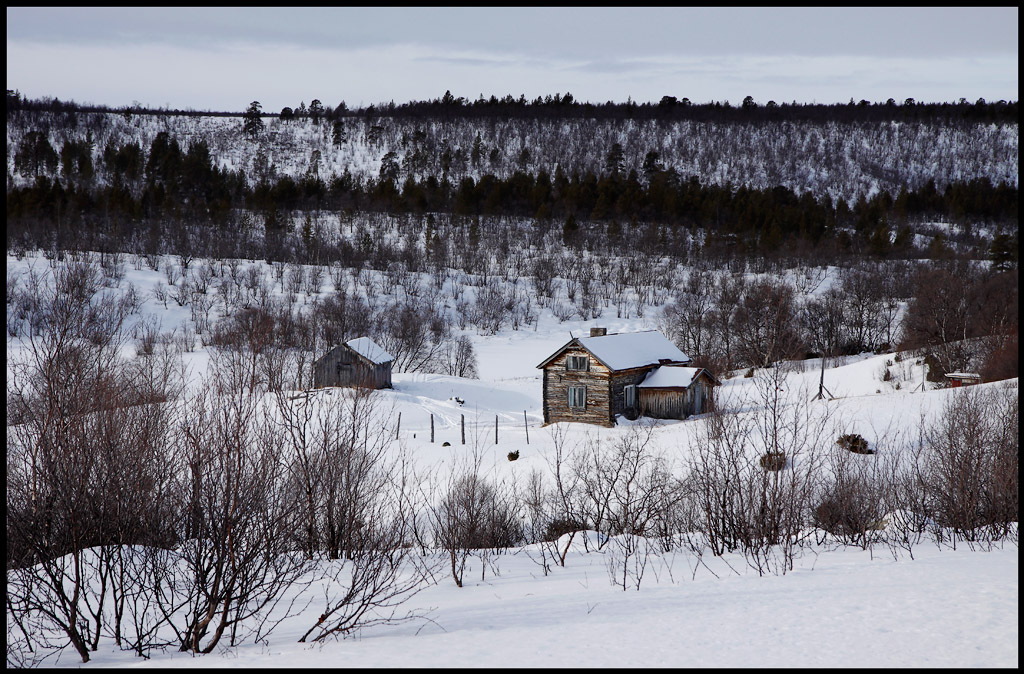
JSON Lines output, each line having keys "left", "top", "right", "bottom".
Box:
{"left": 7, "top": 104, "right": 1018, "bottom": 202}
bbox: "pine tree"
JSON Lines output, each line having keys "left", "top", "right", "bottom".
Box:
{"left": 309, "top": 99, "right": 324, "bottom": 125}
{"left": 243, "top": 101, "right": 264, "bottom": 139}
{"left": 989, "top": 232, "right": 1018, "bottom": 271}
{"left": 604, "top": 143, "right": 625, "bottom": 176}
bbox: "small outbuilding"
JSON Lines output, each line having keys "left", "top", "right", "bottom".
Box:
{"left": 637, "top": 366, "right": 721, "bottom": 419}
{"left": 313, "top": 337, "right": 394, "bottom": 389}
{"left": 944, "top": 372, "right": 982, "bottom": 388}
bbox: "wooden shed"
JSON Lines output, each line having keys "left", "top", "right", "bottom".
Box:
{"left": 944, "top": 372, "right": 982, "bottom": 388}
{"left": 313, "top": 337, "right": 394, "bottom": 389}
{"left": 537, "top": 327, "right": 703, "bottom": 427}
{"left": 637, "top": 366, "right": 721, "bottom": 419}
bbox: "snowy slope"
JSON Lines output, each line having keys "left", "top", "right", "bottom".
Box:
{"left": 6, "top": 250, "right": 1018, "bottom": 668}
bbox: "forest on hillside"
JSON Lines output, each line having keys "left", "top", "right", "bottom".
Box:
{"left": 6, "top": 92, "right": 1019, "bottom": 265}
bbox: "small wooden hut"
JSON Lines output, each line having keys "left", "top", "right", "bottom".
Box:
{"left": 313, "top": 337, "right": 394, "bottom": 389}
{"left": 637, "top": 366, "right": 721, "bottom": 419}
{"left": 944, "top": 372, "right": 982, "bottom": 388}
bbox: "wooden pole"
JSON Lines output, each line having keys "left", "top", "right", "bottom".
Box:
{"left": 430, "top": 414, "right": 434, "bottom": 443}
{"left": 495, "top": 414, "right": 498, "bottom": 445}
{"left": 395, "top": 412, "right": 401, "bottom": 439}
{"left": 461, "top": 414, "right": 465, "bottom": 445}
{"left": 524, "top": 410, "right": 529, "bottom": 445}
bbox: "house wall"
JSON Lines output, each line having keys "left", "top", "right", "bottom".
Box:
{"left": 693, "top": 378, "right": 714, "bottom": 413}
{"left": 313, "top": 345, "right": 392, "bottom": 389}
{"left": 609, "top": 367, "right": 656, "bottom": 416}
{"left": 542, "top": 347, "right": 614, "bottom": 427}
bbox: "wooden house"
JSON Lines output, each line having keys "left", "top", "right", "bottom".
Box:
{"left": 313, "top": 337, "right": 394, "bottom": 389}
{"left": 536, "top": 327, "right": 717, "bottom": 427}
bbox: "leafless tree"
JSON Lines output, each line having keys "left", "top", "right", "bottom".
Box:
{"left": 732, "top": 278, "right": 804, "bottom": 369}
{"left": 167, "top": 360, "right": 310, "bottom": 654}
{"left": 6, "top": 259, "right": 175, "bottom": 663}
{"left": 437, "top": 334, "right": 479, "bottom": 378}
{"left": 658, "top": 268, "right": 715, "bottom": 363}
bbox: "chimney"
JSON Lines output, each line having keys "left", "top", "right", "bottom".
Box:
{"left": 589, "top": 327, "right": 607, "bottom": 337}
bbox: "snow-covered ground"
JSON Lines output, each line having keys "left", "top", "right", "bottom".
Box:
{"left": 6, "top": 251, "right": 1018, "bottom": 668}
{"left": 49, "top": 538, "right": 1015, "bottom": 669}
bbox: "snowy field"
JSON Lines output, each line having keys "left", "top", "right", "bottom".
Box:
{"left": 50, "top": 539, "right": 1016, "bottom": 669}
{"left": 6, "top": 251, "right": 1018, "bottom": 668}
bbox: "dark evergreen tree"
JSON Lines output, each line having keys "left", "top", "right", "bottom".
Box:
{"left": 604, "top": 143, "right": 625, "bottom": 176}
{"left": 244, "top": 100, "right": 264, "bottom": 139}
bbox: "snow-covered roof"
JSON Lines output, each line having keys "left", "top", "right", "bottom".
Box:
{"left": 638, "top": 366, "right": 702, "bottom": 388}
{"left": 345, "top": 337, "right": 394, "bottom": 365}
{"left": 572, "top": 330, "right": 690, "bottom": 371}
{"left": 944, "top": 372, "right": 981, "bottom": 379}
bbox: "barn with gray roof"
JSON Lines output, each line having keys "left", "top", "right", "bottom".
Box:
{"left": 313, "top": 337, "right": 394, "bottom": 389}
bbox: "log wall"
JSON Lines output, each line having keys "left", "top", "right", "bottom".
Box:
{"left": 542, "top": 347, "right": 614, "bottom": 427}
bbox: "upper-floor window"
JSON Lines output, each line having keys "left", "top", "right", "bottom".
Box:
{"left": 566, "top": 355, "right": 589, "bottom": 371}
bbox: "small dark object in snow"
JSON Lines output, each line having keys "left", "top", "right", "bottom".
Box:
{"left": 760, "top": 451, "right": 786, "bottom": 471}
{"left": 454, "top": 397, "right": 465, "bottom": 406}
{"left": 837, "top": 433, "right": 873, "bottom": 454}
{"left": 442, "top": 441, "right": 451, "bottom": 447}
{"left": 507, "top": 450, "right": 520, "bottom": 461}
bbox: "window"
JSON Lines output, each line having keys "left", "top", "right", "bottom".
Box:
{"left": 566, "top": 355, "right": 589, "bottom": 371}
{"left": 624, "top": 384, "right": 637, "bottom": 408}
{"left": 568, "top": 385, "right": 587, "bottom": 409}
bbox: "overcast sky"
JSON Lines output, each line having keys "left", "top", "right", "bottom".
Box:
{"left": 6, "top": 7, "right": 1019, "bottom": 112}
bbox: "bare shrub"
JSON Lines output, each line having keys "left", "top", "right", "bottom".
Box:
{"left": 814, "top": 446, "right": 887, "bottom": 549}
{"left": 167, "top": 358, "right": 311, "bottom": 654}
{"left": 687, "top": 366, "right": 831, "bottom": 574}
{"left": 431, "top": 466, "right": 523, "bottom": 587}
{"left": 918, "top": 385, "right": 1019, "bottom": 546}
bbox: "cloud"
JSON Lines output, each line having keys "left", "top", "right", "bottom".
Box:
{"left": 6, "top": 36, "right": 1018, "bottom": 112}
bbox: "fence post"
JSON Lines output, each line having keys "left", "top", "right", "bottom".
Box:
{"left": 495, "top": 414, "right": 498, "bottom": 445}
{"left": 461, "top": 414, "right": 465, "bottom": 445}
{"left": 524, "top": 410, "right": 529, "bottom": 445}
{"left": 430, "top": 414, "right": 434, "bottom": 443}
{"left": 395, "top": 412, "right": 401, "bottom": 440}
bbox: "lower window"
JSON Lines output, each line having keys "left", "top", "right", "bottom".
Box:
{"left": 568, "top": 385, "right": 587, "bottom": 409}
